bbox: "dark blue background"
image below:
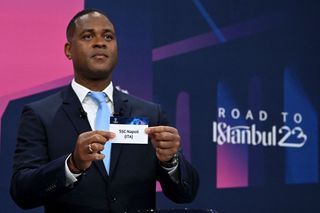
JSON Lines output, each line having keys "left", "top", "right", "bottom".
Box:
{"left": 1, "top": 0, "right": 320, "bottom": 212}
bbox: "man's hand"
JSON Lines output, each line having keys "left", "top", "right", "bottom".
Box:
{"left": 68, "top": 130, "right": 115, "bottom": 173}
{"left": 145, "top": 126, "right": 180, "bottom": 162}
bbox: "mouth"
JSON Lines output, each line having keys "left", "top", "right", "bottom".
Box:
{"left": 91, "top": 53, "right": 108, "bottom": 59}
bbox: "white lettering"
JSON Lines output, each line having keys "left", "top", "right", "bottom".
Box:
{"left": 259, "top": 110, "right": 268, "bottom": 121}
{"left": 281, "top": 112, "right": 288, "bottom": 123}
{"left": 245, "top": 110, "right": 254, "bottom": 120}
{"left": 214, "top": 107, "right": 306, "bottom": 148}
{"left": 218, "top": 107, "right": 225, "bottom": 118}
{"left": 294, "top": 113, "right": 302, "bottom": 124}
{"left": 212, "top": 122, "right": 306, "bottom": 148}
{"left": 231, "top": 109, "right": 240, "bottom": 119}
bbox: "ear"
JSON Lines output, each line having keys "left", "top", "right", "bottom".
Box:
{"left": 64, "top": 42, "right": 72, "bottom": 59}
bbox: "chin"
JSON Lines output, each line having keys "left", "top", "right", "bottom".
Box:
{"left": 88, "top": 70, "right": 112, "bottom": 81}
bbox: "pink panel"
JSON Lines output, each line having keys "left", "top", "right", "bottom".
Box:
{"left": 156, "top": 181, "right": 162, "bottom": 192}
{"left": 217, "top": 144, "right": 248, "bottom": 188}
{"left": 0, "top": 0, "right": 83, "bottom": 98}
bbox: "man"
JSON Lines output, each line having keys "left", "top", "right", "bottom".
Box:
{"left": 10, "top": 9, "right": 199, "bottom": 213}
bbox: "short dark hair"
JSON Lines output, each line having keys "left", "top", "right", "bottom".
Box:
{"left": 66, "top": 8, "right": 110, "bottom": 42}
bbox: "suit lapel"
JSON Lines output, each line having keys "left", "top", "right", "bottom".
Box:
{"left": 61, "top": 86, "right": 130, "bottom": 180}
{"left": 109, "top": 88, "right": 130, "bottom": 178}
{"left": 61, "top": 86, "right": 109, "bottom": 182}
{"left": 61, "top": 85, "right": 92, "bottom": 134}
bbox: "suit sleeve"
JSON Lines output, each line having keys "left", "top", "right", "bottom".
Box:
{"left": 10, "top": 105, "right": 71, "bottom": 209}
{"left": 155, "top": 104, "right": 199, "bottom": 203}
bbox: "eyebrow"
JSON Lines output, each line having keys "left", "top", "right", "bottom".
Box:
{"left": 79, "top": 28, "right": 115, "bottom": 35}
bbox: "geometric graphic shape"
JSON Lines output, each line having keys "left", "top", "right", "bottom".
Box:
{"left": 157, "top": 91, "right": 191, "bottom": 193}
{"left": 0, "top": 2, "right": 83, "bottom": 212}
{"left": 152, "top": 14, "right": 281, "bottom": 61}
{"left": 216, "top": 82, "right": 248, "bottom": 188}
{"left": 247, "top": 77, "right": 265, "bottom": 187}
{"left": 284, "top": 67, "right": 318, "bottom": 184}
{"left": 0, "top": 0, "right": 83, "bottom": 98}
{"left": 191, "top": 0, "right": 226, "bottom": 42}
{"left": 176, "top": 91, "right": 191, "bottom": 160}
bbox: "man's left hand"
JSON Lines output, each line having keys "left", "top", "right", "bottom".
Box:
{"left": 145, "top": 126, "right": 180, "bottom": 162}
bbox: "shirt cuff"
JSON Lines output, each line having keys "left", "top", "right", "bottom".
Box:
{"left": 161, "top": 163, "right": 180, "bottom": 183}
{"left": 65, "top": 154, "right": 82, "bottom": 187}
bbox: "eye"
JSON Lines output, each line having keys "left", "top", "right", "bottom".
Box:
{"left": 104, "top": 34, "right": 113, "bottom": 41}
{"left": 82, "top": 34, "right": 93, "bottom": 41}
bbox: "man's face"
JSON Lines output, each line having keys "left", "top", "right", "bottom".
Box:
{"left": 65, "top": 12, "right": 118, "bottom": 82}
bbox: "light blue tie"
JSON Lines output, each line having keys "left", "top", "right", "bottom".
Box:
{"left": 89, "top": 91, "right": 112, "bottom": 173}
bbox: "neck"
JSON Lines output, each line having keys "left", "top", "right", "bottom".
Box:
{"left": 74, "top": 77, "right": 111, "bottom": 91}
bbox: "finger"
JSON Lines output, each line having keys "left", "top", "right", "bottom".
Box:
{"left": 156, "top": 147, "right": 176, "bottom": 158}
{"left": 88, "top": 143, "right": 94, "bottom": 153}
{"left": 153, "top": 140, "right": 178, "bottom": 149}
{"left": 91, "top": 153, "right": 105, "bottom": 161}
{"left": 151, "top": 132, "right": 179, "bottom": 142}
{"left": 145, "top": 126, "right": 178, "bottom": 135}
{"left": 81, "top": 152, "right": 105, "bottom": 162}
{"left": 81, "top": 130, "right": 116, "bottom": 140}
{"left": 86, "top": 132, "right": 115, "bottom": 145}
{"left": 88, "top": 143, "right": 105, "bottom": 153}
{"left": 85, "top": 134, "right": 107, "bottom": 145}
{"left": 93, "top": 130, "right": 116, "bottom": 139}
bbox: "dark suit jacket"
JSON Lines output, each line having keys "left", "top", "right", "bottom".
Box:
{"left": 10, "top": 85, "right": 199, "bottom": 213}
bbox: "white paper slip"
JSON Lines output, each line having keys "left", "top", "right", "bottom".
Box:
{"left": 109, "top": 117, "right": 149, "bottom": 144}
{"left": 110, "top": 124, "right": 148, "bottom": 144}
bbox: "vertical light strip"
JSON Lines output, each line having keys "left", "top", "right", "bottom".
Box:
{"left": 191, "top": 0, "right": 226, "bottom": 42}
{"left": 247, "top": 77, "right": 264, "bottom": 186}
{"left": 157, "top": 91, "right": 190, "bottom": 192}
{"left": 284, "top": 68, "right": 318, "bottom": 184}
{"left": 216, "top": 82, "right": 248, "bottom": 188}
{"left": 176, "top": 92, "right": 191, "bottom": 160}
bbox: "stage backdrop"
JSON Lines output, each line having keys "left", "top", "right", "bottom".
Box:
{"left": 1, "top": 0, "right": 320, "bottom": 212}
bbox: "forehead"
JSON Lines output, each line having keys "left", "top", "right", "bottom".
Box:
{"left": 74, "top": 12, "right": 114, "bottom": 32}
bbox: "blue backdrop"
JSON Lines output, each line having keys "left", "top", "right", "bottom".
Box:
{"left": 1, "top": 0, "right": 320, "bottom": 212}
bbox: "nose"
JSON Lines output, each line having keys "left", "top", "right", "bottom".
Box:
{"left": 93, "top": 36, "right": 106, "bottom": 48}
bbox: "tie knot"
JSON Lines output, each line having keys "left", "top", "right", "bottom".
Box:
{"left": 89, "top": 91, "right": 107, "bottom": 105}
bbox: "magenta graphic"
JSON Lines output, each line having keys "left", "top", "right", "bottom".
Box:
{"left": 0, "top": 1, "right": 83, "bottom": 145}
{"left": 216, "top": 82, "right": 249, "bottom": 188}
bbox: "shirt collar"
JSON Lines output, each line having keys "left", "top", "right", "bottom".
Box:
{"left": 71, "top": 79, "right": 114, "bottom": 103}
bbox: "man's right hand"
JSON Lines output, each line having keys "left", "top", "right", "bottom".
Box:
{"left": 68, "top": 130, "right": 115, "bottom": 173}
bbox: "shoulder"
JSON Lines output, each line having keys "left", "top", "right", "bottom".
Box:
{"left": 28, "top": 88, "right": 65, "bottom": 107}
{"left": 115, "top": 88, "right": 160, "bottom": 109}
{"left": 23, "top": 86, "right": 68, "bottom": 116}
{"left": 113, "top": 88, "right": 169, "bottom": 126}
